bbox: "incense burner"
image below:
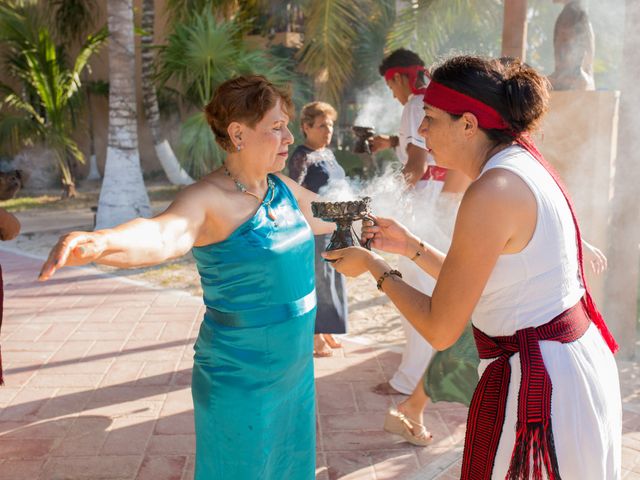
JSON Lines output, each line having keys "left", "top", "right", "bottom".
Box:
{"left": 311, "top": 197, "right": 373, "bottom": 252}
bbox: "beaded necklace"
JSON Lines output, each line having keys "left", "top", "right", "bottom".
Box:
{"left": 223, "top": 162, "right": 277, "bottom": 221}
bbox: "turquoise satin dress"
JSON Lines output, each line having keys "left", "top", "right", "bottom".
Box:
{"left": 191, "top": 174, "right": 316, "bottom": 479}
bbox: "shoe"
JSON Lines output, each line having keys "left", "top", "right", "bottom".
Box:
{"left": 383, "top": 409, "right": 433, "bottom": 447}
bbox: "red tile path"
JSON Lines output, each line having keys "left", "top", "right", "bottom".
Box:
{"left": 0, "top": 249, "right": 638, "bottom": 479}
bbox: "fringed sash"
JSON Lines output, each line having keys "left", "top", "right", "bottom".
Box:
{"left": 462, "top": 301, "right": 591, "bottom": 479}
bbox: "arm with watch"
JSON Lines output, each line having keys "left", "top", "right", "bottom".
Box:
{"left": 321, "top": 183, "right": 506, "bottom": 352}
{"left": 321, "top": 216, "right": 452, "bottom": 348}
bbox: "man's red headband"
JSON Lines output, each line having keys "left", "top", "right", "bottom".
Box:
{"left": 423, "top": 80, "right": 510, "bottom": 131}
{"left": 383, "top": 66, "right": 428, "bottom": 95}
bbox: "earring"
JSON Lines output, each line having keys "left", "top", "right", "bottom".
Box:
{"left": 236, "top": 144, "right": 242, "bottom": 151}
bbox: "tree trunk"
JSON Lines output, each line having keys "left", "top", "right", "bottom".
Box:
{"left": 140, "top": 0, "right": 194, "bottom": 185}
{"left": 96, "top": 0, "right": 151, "bottom": 229}
{"left": 602, "top": 0, "right": 640, "bottom": 359}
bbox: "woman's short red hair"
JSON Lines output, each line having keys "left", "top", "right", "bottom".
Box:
{"left": 205, "top": 75, "right": 294, "bottom": 152}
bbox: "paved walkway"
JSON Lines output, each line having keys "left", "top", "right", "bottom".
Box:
{"left": 0, "top": 249, "right": 638, "bottom": 479}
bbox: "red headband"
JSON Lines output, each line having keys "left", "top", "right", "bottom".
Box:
{"left": 423, "top": 80, "right": 510, "bottom": 131}
{"left": 384, "top": 66, "right": 429, "bottom": 95}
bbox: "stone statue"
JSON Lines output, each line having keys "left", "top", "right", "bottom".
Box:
{"left": 548, "top": 0, "right": 596, "bottom": 90}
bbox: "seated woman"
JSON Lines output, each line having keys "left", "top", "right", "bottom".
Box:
{"left": 39, "top": 75, "right": 335, "bottom": 480}
{"left": 325, "top": 56, "right": 621, "bottom": 479}
{"left": 288, "top": 101, "right": 348, "bottom": 357}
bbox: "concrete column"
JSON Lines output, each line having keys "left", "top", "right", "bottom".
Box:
{"left": 502, "top": 0, "right": 528, "bottom": 60}
{"left": 603, "top": 0, "right": 640, "bottom": 359}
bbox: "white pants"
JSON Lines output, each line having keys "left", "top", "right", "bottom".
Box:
{"left": 389, "top": 257, "right": 435, "bottom": 394}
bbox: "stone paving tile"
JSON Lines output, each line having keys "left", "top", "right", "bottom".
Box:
{"left": 1, "top": 249, "right": 638, "bottom": 480}
{"left": 136, "top": 455, "right": 188, "bottom": 480}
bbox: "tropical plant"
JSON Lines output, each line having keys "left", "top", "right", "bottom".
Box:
{"left": 140, "top": 0, "right": 194, "bottom": 185}
{"left": 155, "top": 10, "right": 310, "bottom": 178}
{"left": 296, "top": 0, "right": 372, "bottom": 106}
{"left": 0, "top": 2, "right": 107, "bottom": 197}
{"left": 49, "top": 0, "right": 104, "bottom": 181}
{"left": 50, "top": 0, "right": 99, "bottom": 44}
{"left": 95, "top": 0, "right": 151, "bottom": 228}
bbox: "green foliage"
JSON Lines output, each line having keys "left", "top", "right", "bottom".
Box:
{"left": 49, "top": 0, "right": 99, "bottom": 44}
{"left": 165, "top": 0, "right": 242, "bottom": 26}
{"left": 387, "top": 0, "right": 501, "bottom": 65}
{"left": 0, "top": 2, "right": 107, "bottom": 193}
{"left": 296, "top": 0, "right": 371, "bottom": 106}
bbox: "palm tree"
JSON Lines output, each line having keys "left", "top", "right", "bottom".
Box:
{"left": 95, "top": 0, "right": 151, "bottom": 228}
{"left": 140, "top": 0, "right": 193, "bottom": 185}
{"left": 0, "top": 2, "right": 107, "bottom": 197}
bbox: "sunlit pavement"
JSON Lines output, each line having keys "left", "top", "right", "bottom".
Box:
{"left": 0, "top": 249, "right": 638, "bottom": 479}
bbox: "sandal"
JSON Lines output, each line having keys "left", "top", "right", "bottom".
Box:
{"left": 383, "top": 408, "right": 433, "bottom": 446}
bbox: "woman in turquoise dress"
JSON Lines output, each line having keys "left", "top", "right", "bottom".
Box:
{"left": 39, "top": 75, "right": 336, "bottom": 479}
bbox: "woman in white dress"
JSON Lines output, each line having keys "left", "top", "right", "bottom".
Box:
{"left": 323, "top": 55, "right": 621, "bottom": 479}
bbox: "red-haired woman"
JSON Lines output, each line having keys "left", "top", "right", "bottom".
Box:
{"left": 39, "top": 76, "right": 335, "bottom": 480}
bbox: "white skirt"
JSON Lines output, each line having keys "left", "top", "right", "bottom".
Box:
{"left": 478, "top": 323, "right": 622, "bottom": 479}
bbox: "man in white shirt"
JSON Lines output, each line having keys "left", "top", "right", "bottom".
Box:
{"left": 370, "top": 50, "right": 469, "bottom": 401}
{"left": 371, "top": 49, "right": 430, "bottom": 188}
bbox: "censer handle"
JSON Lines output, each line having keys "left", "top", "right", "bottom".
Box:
{"left": 352, "top": 215, "right": 375, "bottom": 250}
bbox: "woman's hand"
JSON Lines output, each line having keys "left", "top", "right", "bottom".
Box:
{"left": 321, "top": 246, "right": 379, "bottom": 277}
{"left": 39, "top": 231, "right": 109, "bottom": 281}
{"left": 582, "top": 240, "right": 607, "bottom": 275}
{"left": 362, "top": 216, "right": 416, "bottom": 256}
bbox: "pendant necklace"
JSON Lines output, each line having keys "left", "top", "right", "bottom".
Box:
{"left": 223, "top": 162, "right": 277, "bottom": 221}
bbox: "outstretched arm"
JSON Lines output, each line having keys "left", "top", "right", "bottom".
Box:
{"left": 39, "top": 186, "right": 208, "bottom": 280}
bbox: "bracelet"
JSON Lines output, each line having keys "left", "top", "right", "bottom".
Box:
{"left": 389, "top": 135, "right": 400, "bottom": 148}
{"left": 376, "top": 269, "right": 403, "bottom": 291}
{"left": 410, "top": 241, "right": 425, "bottom": 261}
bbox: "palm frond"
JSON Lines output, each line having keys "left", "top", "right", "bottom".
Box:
{"left": 67, "top": 26, "right": 108, "bottom": 100}
{"left": 387, "top": 0, "right": 501, "bottom": 64}
{"left": 0, "top": 110, "right": 45, "bottom": 155}
{"left": 156, "top": 11, "right": 246, "bottom": 106}
{"left": 297, "top": 0, "right": 371, "bottom": 106}
{"left": 49, "top": 0, "right": 100, "bottom": 44}
{"left": 1, "top": 88, "right": 44, "bottom": 122}
{"left": 176, "top": 111, "right": 225, "bottom": 178}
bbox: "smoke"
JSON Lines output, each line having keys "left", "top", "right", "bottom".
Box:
{"left": 318, "top": 165, "right": 457, "bottom": 252}
{"left": 353, "top": 81, "right": 402, "bottom": 133}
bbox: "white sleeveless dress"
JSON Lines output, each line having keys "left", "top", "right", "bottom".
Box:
{"left": 473, "top": 146, "right": 621, "bottom": 479}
